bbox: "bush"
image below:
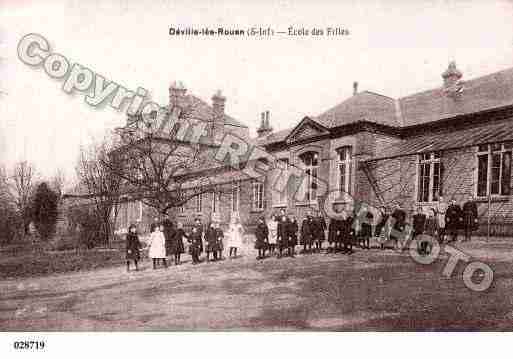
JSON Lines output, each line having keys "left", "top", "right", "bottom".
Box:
{"left": 0, "top": 201, "right": 22, "bottom": 246}
{"left": 32, "top": 182, "right": 58, "bottom": 241}
{"left": 67, "top": 205, "right": 106, "bottom": 249}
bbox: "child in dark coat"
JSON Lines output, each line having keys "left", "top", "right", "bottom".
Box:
{"left": 287, "top": 215, "right": 298, "bottom": 257}
{"left": 277, "top": 214, "right": 289, "bottom": 258}
{"left": 205, "top": 222, "right": 219, "bottom": 262}
{"left": 188, "top": 225, "right": 203, "bottom": 264}
{"left": 412, "top": 207, "right": 427, "bottom": 240}
{"left": 375, "top": 206, "right": 389, "bottom": 250}
{"left": 126, "top": 224, "right": 142, "bottom": 272}
{"left": 445, "top": 200, "right": 463, "bottom": 242}
{"left": 462, "top": 197, "right": 478, "bottom": 242}
{"left": 255, "top": 217, "right": 269, "bottom": 260}
{"left": 421, "top": 208, "right": 439, "bottom": 255}
{"left": 215, "top": 222, "right": 224, "bottom": 260}
{"left": 312, "top": 214, "right": 327, "bottom": 253}
{"left": 171, "top": 222, "right": 187, "bottom": 265}
{"left": 342, "top": 214, "right": 354, "bottom": 254}
{"left": 300, "top": 214, "right": 314, "bottom": 254}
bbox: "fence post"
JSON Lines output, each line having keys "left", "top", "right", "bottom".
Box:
{"left": 487, "top": 195, "right": 491, "bottom": 242}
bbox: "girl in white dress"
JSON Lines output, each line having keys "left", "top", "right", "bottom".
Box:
{"left": 149, "top": 224, "right": 167, "bottom": 269}
{"left": 226, "top": 214, "right": 244, "bottom": 258}
{"left": 267, "top": 215, "right": 278, "bottom": 256}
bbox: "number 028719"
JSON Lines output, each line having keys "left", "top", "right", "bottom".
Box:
{"left": 13, "top": 341, "right": 45, "bottom": 350}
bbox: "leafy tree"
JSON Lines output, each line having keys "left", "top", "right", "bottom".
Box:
{"left": 31, "top": 182, "right": 59, "bottom": 241}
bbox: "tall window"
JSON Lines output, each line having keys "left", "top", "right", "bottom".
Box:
{"left": 137, "top": 201, "right": 143, "bottom": 222}
{"left": 477, "top": 143, "right": 512, "bottom": 197}
{"left": 337, "top": 147, "right": 352, "bottom": 195}
{"left": 417, "top": 152, "right": 442, "bottom": 203}
{"left": 212, "top": 191, "right": 221, "bottom": 213}
{"left": 195, "top": 193, "right": 203, "bottom": 213}
{"left": 231, "top": 181, "right": 240, "bottom": 212}
{"left": 300, "top": 151, "right": 319, "bottom": 202}
{"left": 252, "top": 180, "right": 265, "bottom": 211}
{"left": 272, "top": 158, "right": 289, "bottom": 205}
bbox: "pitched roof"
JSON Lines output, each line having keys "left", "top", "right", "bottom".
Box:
{"left": 369, "top": 119, "right": 513, "bottom": 161}
{"left": 398, "top": 67, "right": 513, "bottom": 127}
{"left": 256, "top": 127, "right": 294, "bottom": 145}
{"left": 187, "top": 94, "right": 248, "bottom": 128}
{"left": 314, "top": 91, "right": 402, "bottom": 128}
{"left": 261, "top": 65, "right": 513, "bottom": 146}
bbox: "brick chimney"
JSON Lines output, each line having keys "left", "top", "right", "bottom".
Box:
{"left": 169, "top": 80, "right": 187, "bottom": 114}
{"left": 257, "top": 111, "right": 273, "bottom": 138}
{"left": 353, "top": 81, "right": 358, "bottom": 95}
{"left": 211, "top": 89, "right": 226, "bottom": 139}
{"left": 442, "top": 61, "right": 463, "bottom": 87}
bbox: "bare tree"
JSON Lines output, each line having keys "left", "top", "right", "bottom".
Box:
{"left": 0, "top": 161, "right": 37, "bottom": 236}
{"left": 50, "top": 168, "right": 67, "bottom": 199}
{"left": 76, "top": 138, "right": 122, "bottom": 245}
{"left": 106, "top": 94, "right": 229, "bottom": 216}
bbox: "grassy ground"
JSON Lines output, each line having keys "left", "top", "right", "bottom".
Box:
{"left": 0, "top": 248, "right": 127, "bottom": 280}
{"left": 1, "top": 237, "right": 512, "bottom": 331}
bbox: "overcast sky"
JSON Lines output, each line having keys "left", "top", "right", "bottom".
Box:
{"left": 1, "top": 0, "right": 513, "bottom": 183}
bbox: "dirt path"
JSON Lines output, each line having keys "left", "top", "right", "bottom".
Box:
{"left": 1, "top": 238, "right": 513, "bottom": 331}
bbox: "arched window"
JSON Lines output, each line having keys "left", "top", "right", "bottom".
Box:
{"left": 299, "top": 151, "right": 319, "bottom": 202}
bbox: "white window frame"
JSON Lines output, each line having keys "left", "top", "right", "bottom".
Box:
{"left": 212, "top": 191, "right": 221, "bottom": 213}
{"left": 122, "top": 201, "right": 128, "bottom": 229}
{"left": 195, "top": 193, "right": 203, "bottom": 213}
{"left": 137, "top": 200, "right": 143, "bottom": 222}
{"left": 337, "top": 147, "right": 353, "bottom": 197}
{"left": 299, "top": 151, "right": 319, "bottom": 203}
{"left": 252, "top": 180, "right": 265, "bottom": 211}
{"left": 476, "top": 142, "right": 512, "bottom": 198}
{"left": 272, "top": 158, "right": 289, "bottom": 207}
{"left": 231, "top": 181, "right": 240, "bottom": 212}
{"left": 416, "top": 151, "right": 441, "bottom": 203}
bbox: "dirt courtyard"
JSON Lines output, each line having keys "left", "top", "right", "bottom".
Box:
{"left": 1, "top": 238, "right": 513, "bottom": 331}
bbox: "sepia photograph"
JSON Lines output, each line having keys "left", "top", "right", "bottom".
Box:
{"left": 1, "top": 0, "right": 513, "bottom": 356}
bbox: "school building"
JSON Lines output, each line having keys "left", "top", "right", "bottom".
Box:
{"left": 114, "top": 62, "right": 513, "bottom": 236}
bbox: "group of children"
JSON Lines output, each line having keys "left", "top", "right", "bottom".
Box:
{"left": 411, "top": 197, "right": 479, "bottom": 254}
{"left": 253, "top": 208, "right": 357, "bottom": 260}
{"left": 126, "top": 197, "right": 480, "bottom": 271}
{"left": 254, "top": 197, "right": 480, "bottom": 260}
{"left": 125, "top": 215, "right": 244, "bottom": 271}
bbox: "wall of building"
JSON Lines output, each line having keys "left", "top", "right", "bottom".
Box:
{"left": 363, "top": 144, "right": 513, "bottom": 235}
{"left": 117, "top": 115, "right": 513, "bottom": 236}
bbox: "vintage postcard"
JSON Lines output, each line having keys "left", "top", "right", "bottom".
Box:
{"left": 1, "top": 0, "right": 513, "bottom": 356}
